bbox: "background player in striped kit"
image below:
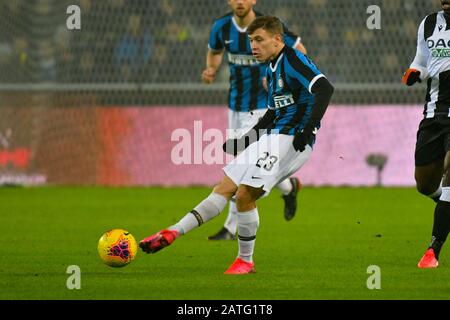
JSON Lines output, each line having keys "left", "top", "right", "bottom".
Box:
{"left": 403, "top": 0, "right": 450, "bottom": 268}
{"left": 139, "top": 15, "right": 334, "bottom": 275}
{"left": 201, "top": 0, "right": 307, "bottom": 240}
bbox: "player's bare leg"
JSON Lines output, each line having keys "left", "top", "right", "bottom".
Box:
{"left": 140, "top": 176, "right": 237, "bottom": 253}
{"left": 224, "top": 184, "right": 264, "bottom": 274}
{"left": 209, "top": 175, "right": 302, "bottom": 241}
{"left": 418, "top": 152, "right": 450, "bottom": 268}
{"left": 415, "top": 159, "right": 443, "bottom": 202}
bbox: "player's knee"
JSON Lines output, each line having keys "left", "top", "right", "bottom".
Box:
{"left": 415, "top": 180, "right": 437, "bottom": 196}
{"left": 213, "top": 176, "right": 238, "bottom": 200}
{"left": 235, "top": 187, "right": 255, "bottom": 212}
{"left": 213, "top": 183, "right": 236, "bottom": 200}
{"left": 235, "top": 187, "right": 251, "bottom": 204}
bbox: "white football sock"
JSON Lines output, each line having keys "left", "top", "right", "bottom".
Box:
{"left": 237, "top": 208, "right": 259, "bottom": 263}
{"left": 223, "top": 197, "right": 238, "bottom": 234}
{"left": 276, "top": 178, "right": 293, "bottom": 195}
{"left": 169, "top": 192, "right": 227, "bottom": 236}
{"left": 439, "top": 187, "right": 450, "bottom": 202}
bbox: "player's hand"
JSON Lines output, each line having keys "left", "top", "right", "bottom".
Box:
{"left": 222, "top": 137, "right": 250, "bottom": 156}
{"left": 201, "top": 67, "right": 216, "bottom": 84}
{"left": 293, "top": 125, "right": 318, "bottom": 152}
{"left": 402, "top": 68, "right": 421, "bottom": 86}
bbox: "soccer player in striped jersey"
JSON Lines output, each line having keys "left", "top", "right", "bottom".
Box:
{"left": 403, "top": 0, "right": 450, "bottom": 268}
{"left": 202, "top": 0, "right": 307, "bottom": 241}
{"left": 140, "top": 16, "right": 333, "bottom": 274}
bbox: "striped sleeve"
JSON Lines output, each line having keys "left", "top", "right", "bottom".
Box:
{"left": 284, "top": 50, "right": 324, "bottom": 93}
{"left": 208, "top": 20, "right": 224, "bottom": 51}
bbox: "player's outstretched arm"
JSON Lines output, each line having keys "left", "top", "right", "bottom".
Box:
{"left": 202, "top": 49, "right": 224, "bottom": 84}
{"left": 293, "top": 77, "right": 334, "bottom": 152}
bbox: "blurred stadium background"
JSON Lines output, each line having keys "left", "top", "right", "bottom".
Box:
{"left": 0, "top": 0, "right": 442, "bottom": 186}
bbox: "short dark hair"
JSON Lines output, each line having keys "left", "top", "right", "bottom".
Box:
{"left": 247, "top": 16, "right": 284, "bottom": 36}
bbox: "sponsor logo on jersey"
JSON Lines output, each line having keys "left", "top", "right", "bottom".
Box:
{"left": 273, "top": 93, "right": 295, "bottom": 109}
{"left": 427, "top": 38, "right": 450, "bottom": 57}
{"left": 427, "top": 38, "right": 450, "bottom": 49}
{"left": 227, "top": 53, "right": 259, "bottom": 66}
{"left": 431, "top": 48, "right": 450, "bottom": 58}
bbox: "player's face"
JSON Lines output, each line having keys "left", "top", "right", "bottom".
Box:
{"left": 249, "top": 28, "right": 282, "bottom": 62}
{"left": 228, "top": 0, "right": 256, "bottom": 18}
{"left": 442, "top": 0, "right": 450, "bottom": 15}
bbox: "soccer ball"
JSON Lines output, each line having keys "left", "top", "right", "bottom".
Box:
{"left": 98, "top": 229, "right": 138, "bottom": 267}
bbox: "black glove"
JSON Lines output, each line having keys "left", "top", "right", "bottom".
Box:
{"left": 223, "top": 128, "right": 261, "bottom": 156}
{"left": 402, "top": 68, "right": 421, "bottom": 86}
{"left": 293, "top": 124, "right": 318, "bottom": 152}
{"left": 222, "top": 136, "right": 250, "bottom": 156}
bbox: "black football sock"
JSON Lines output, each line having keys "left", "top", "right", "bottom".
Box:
{"left": 430, "top": 200, "right": 450, "bottom": 259}
{"left": 429, "top": 238, "right": 444, "bottom": 259}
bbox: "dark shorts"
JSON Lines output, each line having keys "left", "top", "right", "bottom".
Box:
{"left": 415, "top": 118, "right": 450, "bottom": 166}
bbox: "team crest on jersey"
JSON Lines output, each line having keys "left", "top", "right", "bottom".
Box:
{"left": 278, "top": 78, "right": 284, "bottom": 88}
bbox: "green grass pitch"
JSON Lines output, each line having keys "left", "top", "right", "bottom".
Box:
{"left": 0, "top": 186, "right": 449, "bottom": 300}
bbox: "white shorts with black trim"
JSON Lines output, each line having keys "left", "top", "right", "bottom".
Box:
{"left": 223, "top": 133, "right": 311, "bottom": 194}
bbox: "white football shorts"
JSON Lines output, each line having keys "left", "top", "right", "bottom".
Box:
{"left": 223, "top": 133, "right": 311, "bottom": 194}
{"left": 228, "top": 109, "right": 268, "bottom": 139}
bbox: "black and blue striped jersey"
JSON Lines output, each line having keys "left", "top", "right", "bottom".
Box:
{"left": 266, "top": 45, "right": 325, "bottom": 136}
{"left": 208, "top": 12, "right": 300, "bottom": 112}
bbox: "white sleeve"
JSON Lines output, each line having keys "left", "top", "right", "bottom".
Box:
{"left": 410, "top": 18, "right": 429, "bottom": 80}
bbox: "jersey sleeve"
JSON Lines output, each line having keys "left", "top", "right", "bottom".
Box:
{"left": 285, "top": 51, "right": 324, "bottom": 94}
{"left": 208, "top": 20, "right": 224, "bottom": 51}
{"left": 410, "top": 17, "right": 429, "bottom": 80}
{"left": 281, "top": 22, "right": 301, "bottom": 49}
